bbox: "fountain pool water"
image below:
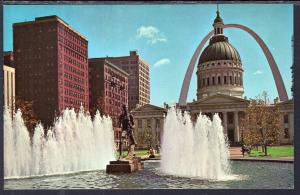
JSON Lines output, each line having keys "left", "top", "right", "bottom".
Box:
{"left": 161, "top": 107, "right": 232, "bottom": 180}
{"left": 4, "top": 107, "right": 116, "bottom": 179}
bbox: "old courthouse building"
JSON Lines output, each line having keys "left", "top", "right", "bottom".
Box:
{"left": 13, "top": 15, "right": 89, "bottom": 126}
{"left": 187, "top": 10, "right": 294, "bottom": 145}
{"left": 88, "top": 58, "right": 129, "bottom": 142}
{"left": 100, "top": 51, "right": 150, "bottom": 111}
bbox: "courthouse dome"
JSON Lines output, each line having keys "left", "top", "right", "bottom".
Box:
{"left": 198, "top": 35, "right": 241, "bottom": 64}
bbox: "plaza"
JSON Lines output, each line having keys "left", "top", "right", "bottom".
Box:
{"left": 3, "top": 3, "right": 295, "bottom": 190}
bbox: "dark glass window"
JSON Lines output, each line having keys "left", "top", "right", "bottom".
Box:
{"left": 207, "top": 78, "right": 210, "bottom": 86}
{"left": 212, "top": 77, "right": 215, "bottom": 85}
{"left": 218, "top": 76, "right": 221, "bottom": 84}
{"left": 224, "top": 76, "right": 227, "bottom": 84}
{"left": 284, "top": 114, "right": 289, "bottom": 123}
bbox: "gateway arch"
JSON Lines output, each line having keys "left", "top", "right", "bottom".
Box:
{"left": 178, "top": 23, "right": 289, "bottom": 106}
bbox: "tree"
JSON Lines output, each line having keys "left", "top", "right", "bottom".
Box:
{"left": 15, "top": 96, "right": 39, "bottom": 138}
{"left": 240, "top": 93, "right": 282, "bottom": 156}
{"left": 144, "top": 126, "right": 154, "bottom": 148}
{"left": 137, "top": 126, "right": 154, "bottom": 149}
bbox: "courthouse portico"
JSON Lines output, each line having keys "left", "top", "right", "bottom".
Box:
{"left": 187, "top": 94, "right": 249, "bottom": 144}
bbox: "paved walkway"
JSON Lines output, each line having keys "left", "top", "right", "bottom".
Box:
{"left": 230, "top": 156, "right": 294, "bottom": 163}
{"left": 140, "top": 147, "right": 294, "bottom": 163}
{"left": 229, "top": 147, "right": 243, "bottom": 157}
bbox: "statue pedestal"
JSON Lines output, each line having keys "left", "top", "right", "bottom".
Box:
{"left": 106, "top": 157, "right": 144, "bottom": 174}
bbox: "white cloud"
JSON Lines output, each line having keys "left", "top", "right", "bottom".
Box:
{"left": 153, "top": 58, "right": 170, "bottom": 68}
{"left": 136, "top": 26, "right": 167, "bottom": 44}
{"left": 253, "top": 70, "right": 263, "bottom": 75}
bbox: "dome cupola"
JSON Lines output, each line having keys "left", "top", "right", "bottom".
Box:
{"left": 196, "top": 7, "right": 244, "bottom": 100}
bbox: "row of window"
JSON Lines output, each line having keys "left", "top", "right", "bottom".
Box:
{"left": 214, "top": 28, "right": 223, "bottom": 34}
{"left": 199, "top": 75, "right": 243, "bottom": 87}
{"left": 62, "top": 44, "right": 87, "bottom": 63}
{"left": 139, "top": 88, "right": 149, "bottom": 97}
{"left": 64, "top": 72, "right": 85, "bottom": 85}
{"left": 65, "top": 88, "right": 84, "bottom": 99}
{"left": 65, "top": 80, "right": 85, "bottom": 92}
{"left": 58, "top": 23, "right": 87, "bottom": 48}
{"left": 201, "top": 61, "right": 241, "bottom": 68}
{"left": 105, "top": 68, "right": 127, "bottom": 82}
{"left": 59, "top": 36, "right": 87, "bottom": 56}
{"left": 64, "top": 63, "right": 85, "bottom": 77}
{"left": 139, "top": 62, "right": 149, "bottom": 74}
{"left": 107, "top": 98, "right": 127, "bottom": 107}
{"left": 140, "top": 82, "right": 149, "bottom": 90}
{"left": 139, "top": 76, "right": 149, "bottom": 85}
{"left": 105, "top": 90, "right": 127, "bottom": 101}
{"left": 63, "top": 54, "right": 86, "bottom": 70}
{"left": 63, "top": 97, "right": 84, "bottom": 106}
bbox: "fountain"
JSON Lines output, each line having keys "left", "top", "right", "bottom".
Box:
{"left": 160, "top": 107, "right": 232, "bottom": 180}
{"left": 4, "top": 106, "right": 116, "bottom": 179}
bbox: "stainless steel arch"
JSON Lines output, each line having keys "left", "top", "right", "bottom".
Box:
{"left": 178, "top": 24, "right": 288, "bottom": 106}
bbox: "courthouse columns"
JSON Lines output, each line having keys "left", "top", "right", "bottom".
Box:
{"left": 234, "top": 111, "right": 240, "bottom": 142}
{"left": 222, "top": 112, "right": 228, "bottom": 135}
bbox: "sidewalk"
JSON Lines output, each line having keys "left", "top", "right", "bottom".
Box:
{"left": 230, "top": 156, "right": 294, "bottom": 163}
{"left": 140, "top": 147, "right": 294, "bottom": 163}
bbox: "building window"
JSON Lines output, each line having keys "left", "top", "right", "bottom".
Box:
{"left": 147, "top": 119, "right": 151, "bottom": 127}
{"left": 212, "top": 77, "right": 215, "bottom": 85}
{"left": 218, "top": 76, "right": 221, "bottom": 84}
{"left": 284, "top": 114, "right": 289, "bottom": 123}
{"left": 284, "top": 128, "right": 289, "bottom": 139}
{"left": 224, "top": 76, "right": 227, "bottom": 84}
{"left": 207, "top": 78, "right": 210, "bottom": 86}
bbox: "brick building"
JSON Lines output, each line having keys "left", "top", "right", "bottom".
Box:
{"left": 88, "top": 58, "right": 129, "bottom": 142}
{"left": 13, "top": 15, "right": 89, "bottom": 126}
{"left": 100, "top": 51, "right": 150, "bottom": 111}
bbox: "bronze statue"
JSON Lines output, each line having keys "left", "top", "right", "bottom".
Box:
{"left": 118, "top": 105, "right": 136, "bottom": 159}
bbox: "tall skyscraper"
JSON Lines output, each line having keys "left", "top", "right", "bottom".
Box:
{"left": 100, "top": 51, "right": 150, "bottom": 111}
{"left": 13, "top": 15, "right": 89, "bottom": 126}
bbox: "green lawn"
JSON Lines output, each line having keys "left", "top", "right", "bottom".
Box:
{"left": 116, "top": 149, "right": 150, "bottom": 159}
{"left": 249, "top": 145, "right": 294, "bottom": 157}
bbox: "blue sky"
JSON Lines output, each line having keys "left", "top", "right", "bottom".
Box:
{"left": 4, "top": 4, "right": 293, "bottom": 107}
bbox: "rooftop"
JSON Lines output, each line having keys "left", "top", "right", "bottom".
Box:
{"left": 13, "top": 15, "right": 87, "bottom": 41}
{"left": 89, "top": 58, "right": 129, "bottom": 76}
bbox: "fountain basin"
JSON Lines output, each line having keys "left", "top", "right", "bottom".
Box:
{"left": 4, "top": 160, "right": 294, "bottom": 189}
